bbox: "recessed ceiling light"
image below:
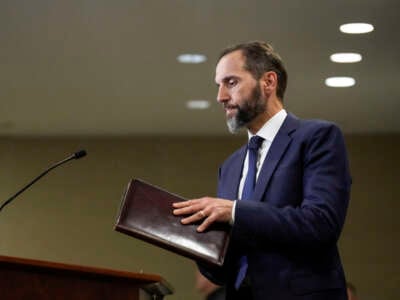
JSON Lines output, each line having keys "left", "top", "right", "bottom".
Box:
{"left": 325, "top": 77, "right": 356, "bottom": 88}
{"left": 330, "top": 53, "right": 362, "bottom": 63}
{"left": 186, "top": 100, "right": 210, "bottom": 109}
{"left": 340, "top": 23, "right": 374, "bottom": 34}
{"left": 177, "top": 54, "right": 207, "bottom": 64}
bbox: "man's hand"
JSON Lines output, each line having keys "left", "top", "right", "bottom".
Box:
{"left": 172, "top": 197, "right": 233, "bottom": 232}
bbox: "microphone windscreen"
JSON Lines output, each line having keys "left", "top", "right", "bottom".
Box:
{"left": 74, "top": 150, "right": 87, "bottom": 159}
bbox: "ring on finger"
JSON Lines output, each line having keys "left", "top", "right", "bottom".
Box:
{"left": 199, "top": 210, "right": 206, "bottom": 218}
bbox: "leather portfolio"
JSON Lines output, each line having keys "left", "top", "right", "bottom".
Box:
{"left": 114, "top": 179, "right": 230, "bottom": 266}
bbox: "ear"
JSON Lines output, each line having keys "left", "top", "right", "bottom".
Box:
{"left": 261, "top": 71, "right": 278, "bottom": 95}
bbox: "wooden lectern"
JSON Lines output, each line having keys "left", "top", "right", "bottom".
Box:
{"left": 0, "top": 255, "right": 173, "bottom": 299}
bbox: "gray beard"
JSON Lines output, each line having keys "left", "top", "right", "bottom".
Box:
{"left": 227, "top": 117, "right": 242, "bottom": 134}
{"left": 226, "top": 85, "right": 265, "bottom": 134}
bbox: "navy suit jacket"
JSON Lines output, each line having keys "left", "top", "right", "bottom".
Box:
{"left": 200, "top": 113, "right": 351, "bottom": 300}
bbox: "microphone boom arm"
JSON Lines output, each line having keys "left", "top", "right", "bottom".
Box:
{"left": 0, "top": 150, "right": 86, "bottom": 212}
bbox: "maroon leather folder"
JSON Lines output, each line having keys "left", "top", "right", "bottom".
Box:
{"left": 114, "top": 179, "right": 231, "bottom": 267}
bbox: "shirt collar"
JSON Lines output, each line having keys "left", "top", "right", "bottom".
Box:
{"left": 248, "top": 109, "right": 287, "bottom": 142}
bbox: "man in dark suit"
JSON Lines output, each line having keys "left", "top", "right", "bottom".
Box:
{"left": 173, "top": 41, "right": 351, "bottom": 300}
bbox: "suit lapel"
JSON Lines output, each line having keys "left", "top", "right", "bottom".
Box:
{"left": 224, "top": 146, "right": 247, "bottom": 200}
{"left": 252, "top": 113, "right": 299, "bottom": 201}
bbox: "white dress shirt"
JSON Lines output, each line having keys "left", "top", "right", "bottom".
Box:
{"left": 231, "top": 109, "right": 287, "bottom": 222}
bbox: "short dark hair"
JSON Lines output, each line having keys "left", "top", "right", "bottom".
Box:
{"left": 218, "top": 41, "right": 288, "bottom": 100}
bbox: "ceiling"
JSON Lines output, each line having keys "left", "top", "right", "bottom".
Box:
{"left": 0, "top": 0, "right": 399, "bottom": 137}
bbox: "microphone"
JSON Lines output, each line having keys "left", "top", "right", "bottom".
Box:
{"left": 0, "top": 150, "right": 87, "bottom": 212}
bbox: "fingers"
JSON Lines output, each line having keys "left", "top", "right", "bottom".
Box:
{"left": 196, "top": 213, "right": 216, "bottom": 232}
{"left": 172, "top": 199, "right": 203, "bottom": 216}
{"left": 172, "top": 198, "right": 211, "bottom": 231}
{"left": 199, "top": 210, "right": 206, "bottom": 218}
{"left": 172, "top": 197, "right": 233, "bottom": 232}
{"left": 172, "top": 199, "right": 194, "bottom": 209}
{"left": 180, "top": 209, "right": 208, "bottom": 226}
{"left": 180, "top": 209, "right": 214, "bottom": 232}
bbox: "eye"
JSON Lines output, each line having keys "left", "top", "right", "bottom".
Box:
{"left": 227, "top": 78, "right": 237, "bottom": 87}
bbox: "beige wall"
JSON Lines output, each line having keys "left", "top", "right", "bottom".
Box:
{"left": 0, "top": 135, "right": 399, "bottom": 300}
{"left": 341, "top": 135, "right": 400, "bottom": 300}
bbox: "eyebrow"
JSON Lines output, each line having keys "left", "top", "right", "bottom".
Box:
{"left": 215, "top": 75, "right": 239, "bottom": 86}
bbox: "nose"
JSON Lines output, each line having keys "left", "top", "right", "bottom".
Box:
{"left": 217, "top": 85, "right": 230, "bottom": 103}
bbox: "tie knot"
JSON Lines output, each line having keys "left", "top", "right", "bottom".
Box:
{"left": 248, "top": 135, "right": 264, "bottom": 151}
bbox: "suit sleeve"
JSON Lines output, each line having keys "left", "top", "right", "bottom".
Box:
{"left": 232, "top": 123, "right": 351, "bottom": 250}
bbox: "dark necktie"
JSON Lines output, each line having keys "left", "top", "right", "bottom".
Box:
{"left": 235, "top": 135, "right": 264, "bottom": 289}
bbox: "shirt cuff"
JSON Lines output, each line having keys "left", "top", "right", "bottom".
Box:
{"left": 230, "top": 200, "right": 237, "bottom": 225}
